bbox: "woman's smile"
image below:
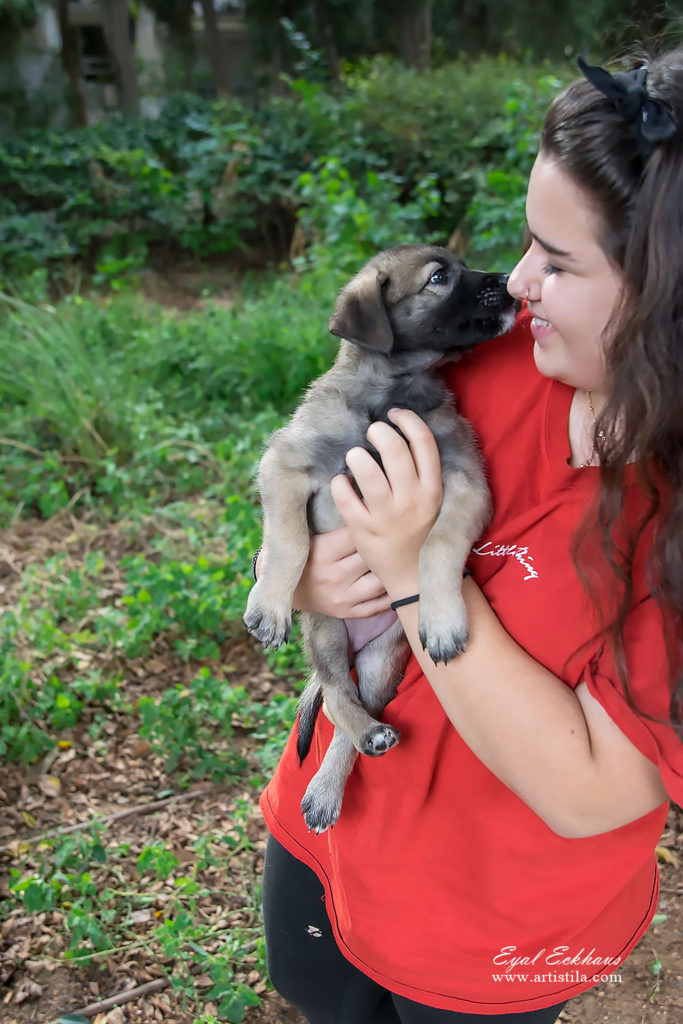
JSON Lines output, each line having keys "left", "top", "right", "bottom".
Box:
{"left": 529, "top": 315, "right": 555, "bottom": 344}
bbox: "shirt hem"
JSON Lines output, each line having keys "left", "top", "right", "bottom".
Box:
{"left": 260, "top": 787, "right": 660, "bottom": 1015}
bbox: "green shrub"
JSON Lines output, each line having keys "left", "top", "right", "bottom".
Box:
{"left": 0, "top": 58, "right": 572, "bottom": 285}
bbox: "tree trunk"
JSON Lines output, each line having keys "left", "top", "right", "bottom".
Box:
{"left": 199, "top": 0, "right": 230, "bottom": 95}
{"left": 270, "top": 21, "right": 286, "bottom": 97}
{"left": 56, "top": 0, "right": 88, "bottom": 125}
{"left": 175, "top": 0, "right": 196, "bottom": 90}
{"left": 313, "top": 0, "right": 341, "bottom": 84}
{"left": 102, "top": 0, "right": 139, "bottom": 113}
{"left": 398, "top": 0, "right": 432, "bottom": 69}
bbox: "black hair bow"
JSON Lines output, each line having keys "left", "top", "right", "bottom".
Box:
{"left": 577, "top": 55, "right": 677, "bottom": 160}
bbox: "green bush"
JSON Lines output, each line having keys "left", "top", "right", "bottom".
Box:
{"left": 0, "top": 57, "right": 571, "bottom": 285}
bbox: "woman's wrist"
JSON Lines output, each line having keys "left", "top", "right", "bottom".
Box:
{"left": 382, "top": 571, "right": 421, "bottom": 608}
{"left": 387, "top": 568, "right": 472, "bottom": 613}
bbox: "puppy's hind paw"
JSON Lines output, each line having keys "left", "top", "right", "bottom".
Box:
{"left": 358, "top": 723, "right": 400, "bottom": 757}
{"left": 301, "top": 785, "right": 343, "bottom": 834}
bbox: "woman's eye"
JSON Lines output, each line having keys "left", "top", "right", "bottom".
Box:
{"left": 543, "top": 262, "right": 562, "bottom": 275}
{"left": 430, "top": 268, "right": 447, "bottom": 284}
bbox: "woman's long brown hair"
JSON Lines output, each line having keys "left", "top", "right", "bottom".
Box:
{"left": 540, "top": 50, "right": 683, "bottom": 731}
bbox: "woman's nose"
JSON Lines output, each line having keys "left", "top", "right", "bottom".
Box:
{"left": 507, "top": 249, "right": 537, "bottom": 302}
{"left": 506, "top": 262, "right": 528, "bottom": 300}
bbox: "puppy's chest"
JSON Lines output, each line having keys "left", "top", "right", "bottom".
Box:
{"left": 307, "top": 378, "right": 444, "bottom": 479}
{"left": 366, "top": 372, "right": 446, "bottom": 420}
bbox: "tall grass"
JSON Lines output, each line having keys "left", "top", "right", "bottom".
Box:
{"left": 0, "top": 257, "right": 350, "bottom": 520}
{"left": 0, "top": 294, "right": 141, "bottom": 463}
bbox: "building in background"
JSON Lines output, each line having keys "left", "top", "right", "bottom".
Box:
{"left": 2, "top": 0, "right": 252, "bottom": 127}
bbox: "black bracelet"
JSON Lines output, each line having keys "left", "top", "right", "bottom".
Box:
{"left": 390, "top": 570, "right": 471, "bottom": 612}
{"left": 251, "top": 546, "right": 262, "bottom": 582}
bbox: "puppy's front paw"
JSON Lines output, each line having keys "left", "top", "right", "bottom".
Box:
{"left": 301, "top": 778, "right": 343, "bottom": 834}
{"left": 419, "top": 622, "right": 469, "bottom": 663}
{"left": 358, "top": 723, "right": 400, "bottom": 757}
{"left": 243, "top": 589, "right": 291, "bottom": 650}
{"left": 418, "top": 597, "right": 468, "bottom": 664}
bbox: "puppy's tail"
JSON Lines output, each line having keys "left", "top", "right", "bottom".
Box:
{"left": 296, "top": 679, "right": 323, "bottom": 765}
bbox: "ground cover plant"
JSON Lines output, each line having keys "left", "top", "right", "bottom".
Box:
{"left": 0, "top": 57, "right": 681, "bottom": 1024}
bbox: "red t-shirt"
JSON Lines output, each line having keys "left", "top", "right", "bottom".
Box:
{"left": 260, "top": 312, "right": 682, "bottom": 1015}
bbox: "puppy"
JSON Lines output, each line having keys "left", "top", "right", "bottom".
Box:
{"left": 244, "top": 245, "right": 518, "bottom": 832}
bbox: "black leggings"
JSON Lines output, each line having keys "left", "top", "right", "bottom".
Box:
{"left": 262, "top": 836, "right": 567, "bottom": 1024}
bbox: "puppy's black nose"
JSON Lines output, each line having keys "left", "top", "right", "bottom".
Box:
{"left": 479, "top": 274, "right": 511, "bottom": 308}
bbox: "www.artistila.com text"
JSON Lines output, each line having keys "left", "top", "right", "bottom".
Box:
{"left": 491, "top": 946, "right": 623, "bottom": 985}
{"left": 491, "top": 971, "right": 622, "bottom": 984}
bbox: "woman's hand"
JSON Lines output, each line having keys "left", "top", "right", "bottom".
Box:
{"left": 330, "top": 408, "right": 444, "bottom": 600}
{"left": 291, "top": 527, "right": 392, "bottom": 618}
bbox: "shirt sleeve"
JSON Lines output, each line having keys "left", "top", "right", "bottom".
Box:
{"left": 580, "top": 595, "right": 683, "bottom": 806}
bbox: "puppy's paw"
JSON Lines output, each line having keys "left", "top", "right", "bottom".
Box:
{"left": 243, "top": 590, "right": 291, "bottom": 650}
{"left": 418, "top": 596, "right": 468, "bottom": 664}
{"left": 419, "top": 622, "right": 469, "bottom": 664}
{"left": 301, "top": 779, "right": 343, "bottom": 834}
{"left": 358, "top": 723, "right": 400, "bottom": 757}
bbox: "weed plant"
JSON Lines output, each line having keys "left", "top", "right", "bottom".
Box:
{"left": 9, "top": 805, "right": 270, "bottom": 1021}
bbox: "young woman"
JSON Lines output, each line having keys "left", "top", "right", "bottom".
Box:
{"left": 258, "top": 50, "right": 683, "bottom": 1024}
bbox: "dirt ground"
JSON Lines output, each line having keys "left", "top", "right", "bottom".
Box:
{"left": 0, "top": 515, "right": 681, "bottom": 1024}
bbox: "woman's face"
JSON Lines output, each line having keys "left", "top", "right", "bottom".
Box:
{"left": 507, "top": 153, "right": 624, "bottom": 396}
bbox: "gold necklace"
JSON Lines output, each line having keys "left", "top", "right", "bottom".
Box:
{"left": 578, "top": 389, "right": 605, "bottom": 468}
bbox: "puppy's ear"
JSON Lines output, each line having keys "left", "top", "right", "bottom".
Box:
{"left": 329, "top": 270, "right": 394, "bottom": 352}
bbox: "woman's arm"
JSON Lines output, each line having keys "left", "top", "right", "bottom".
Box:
{"left": 329, "top": 408, "right": 668, "bottom": 839}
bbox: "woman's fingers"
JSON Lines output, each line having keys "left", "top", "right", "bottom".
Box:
{"left": 347, "top": 567, "right": 390, "bottom": 603}
{"left": 308, "top": 525, "right": 361, "bottom": 565}
{"left": 292, "top": 525, "right": 390, "bottom": 617}
{"left": 385, "top": 408, "right": 443, "bottom": 499}
{"left": 330, "top": 467, "right": 372, "bottom": 528}
{"left": 335, "top": 409, "right": 443, "bottom": 513}
{"left": 309, "top": 529, "right": 387, "bottom": 599}
{"left": 329, "top": 411, "right": 444, "bottom": 597}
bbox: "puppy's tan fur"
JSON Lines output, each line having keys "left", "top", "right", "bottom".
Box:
{"left": 245, "top": 245, "right": 518, "bottom": 832}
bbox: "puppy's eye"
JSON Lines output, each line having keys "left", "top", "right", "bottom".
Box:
{"left": 430, "top": 268, "right": 447, "bottom": 285}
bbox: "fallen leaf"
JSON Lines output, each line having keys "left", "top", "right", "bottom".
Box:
{"left": 14, "top": 978, "right": 42, "bottom": 1003}
{"left": 128, "top": 908, "right": 152, "bottom": 925}
{"left": 145, "top": 658, "right": 167, "bottom": 674}
{"left": 129, "top": 739, "right": 152, "bottom": 758}
{"left": 37, "top": 776, "right": 61, "bottom": 798}
{"left": 6, "top": 840, "right": 31, "bottom": 858}
{"left": 655, "top": 845, "right": 680, "bottom": 867}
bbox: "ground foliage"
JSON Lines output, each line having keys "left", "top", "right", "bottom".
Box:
{"left": 0, "top": 505, "right": 306, "bottom": 1024}
{"left": 0, "top": 467, "right": 681, "bottom": 1024}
